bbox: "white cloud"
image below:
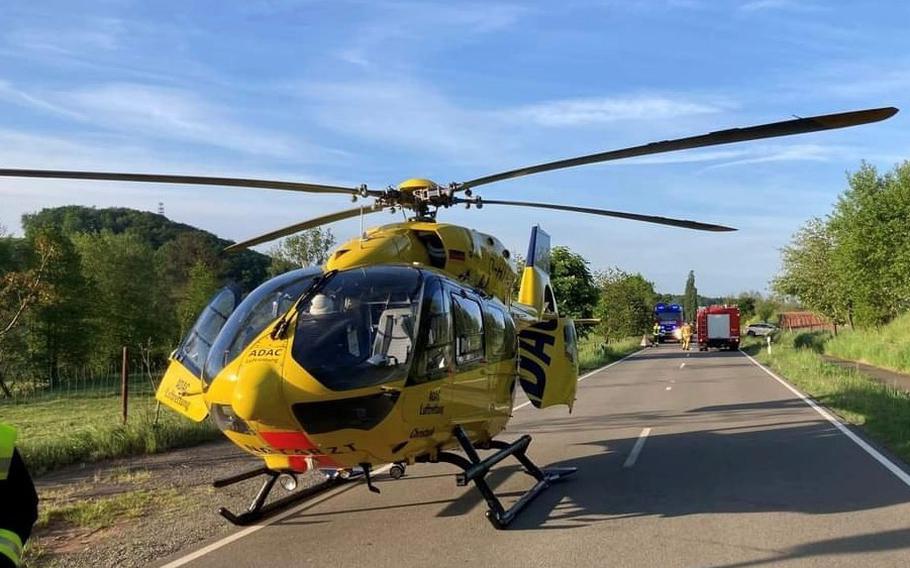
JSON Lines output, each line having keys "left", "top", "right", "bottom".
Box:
{"left": 332, "top": 1, "right": 526, "bottom": 67}
{"left": 739, "top": 0, "right": 820, "bottom": 12}
{"left": 512, "top": 95, "right": 727, "bottom": 127}
{"left": 699, "top": 143, "right": 845, "bottom": 170}
{"left": 0, "top": 80, "right": 84, "bottom": 120}
{"left": 5, "top": 18, "right": 124, "bottom": 56}
{"left": 0, "top": 81, "right": 338, "bottom": 161}
{"left": 65, "top": 83, "right": 306, "bottom": 158}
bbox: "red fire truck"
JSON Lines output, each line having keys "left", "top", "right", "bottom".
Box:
{"left": 696, "top": 305, "right": 741, "bottom": 351}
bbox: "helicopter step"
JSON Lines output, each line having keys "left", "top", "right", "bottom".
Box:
{"left": 421, "top": 426, "right": 576, "bottom": 529}
{"left": 213, "top": 466, "right": 354, "bottom": 526}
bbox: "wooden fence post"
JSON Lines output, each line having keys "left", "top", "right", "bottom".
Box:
{"left": 121, "top": 346, "right": 129, "bottom": 424}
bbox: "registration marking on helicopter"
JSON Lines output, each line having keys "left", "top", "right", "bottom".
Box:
{"left": 162, "top": 349, "right": 644, "bottom": 568}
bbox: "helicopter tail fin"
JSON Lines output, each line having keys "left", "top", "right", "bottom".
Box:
{"left": 517, "top": 225, "right": 556, "bottom": 316}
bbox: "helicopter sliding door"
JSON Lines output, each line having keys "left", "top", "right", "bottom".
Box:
{"left": 445, "top": 286, "right": 493, "bottom": 428}
{"left": 156, "top": 286, "right": 241, "bottom": 421}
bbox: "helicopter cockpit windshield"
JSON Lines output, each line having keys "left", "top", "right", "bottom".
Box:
{"left": 292, "top": 266, "right": 423, "bottom": 391}
{"left": 202, "top": 267, "right": 322, "bottom": 383}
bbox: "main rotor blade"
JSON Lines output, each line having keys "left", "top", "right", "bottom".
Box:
{"left": 225, "top": 203, "right": 384, "bottom": 252}
{"left": 476, "top": 199, "right": 736, "bottom": 232}
{"left": 0, "top": 169, "right": 370, "bottom": 196}
{"left": 460, "top": 106, "right": 898, "bottom": 190}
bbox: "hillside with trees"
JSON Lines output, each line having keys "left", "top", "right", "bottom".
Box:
{"left": 1, "top": 206, "right": 270, "bottom": 380}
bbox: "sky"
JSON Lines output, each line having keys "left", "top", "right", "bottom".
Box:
{"left": 0, "top": 0, "right": 907, "bottom": 295}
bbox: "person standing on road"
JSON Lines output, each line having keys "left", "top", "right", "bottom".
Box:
{"left": 0, "top": 423, "right": 39, "bottom": 568}
{"left": 681, "top": 322, "right": 693, "bottom": 351}
{"left": 652, "top": 322, "right": 661, "bottom": 346}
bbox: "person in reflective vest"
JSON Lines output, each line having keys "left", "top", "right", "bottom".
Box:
{"left": 680, "top": 322, "right": 693, "bottom": 351}
{"left": 0, "top": 424, "right": 38, "bottom": 568}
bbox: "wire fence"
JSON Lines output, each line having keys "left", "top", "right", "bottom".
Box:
{"left": 0, "top": 352, "right": 166, "bottom": 411}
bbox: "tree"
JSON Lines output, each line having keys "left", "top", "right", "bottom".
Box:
{"left": 683, "top": 270, "right": 698, "bottom": 323}
{"left": 827, "top": 162, "right": 910, "bottom": 326}
{"left": 0, "top": 233, "right": 60, "bottom": 396}
{"left": 23, "top": 227, "right": 94, "bottom": 382}
{"left": 594, "top": 268, "right": 657, "bottom": 341}
{"left": 773, "top": 161, "right": 910, "bottom": 328}
{"left": 735, "top": 292, "right": 759, "bottom": 322}
{"left": 773, "top": 218, "right": 848, "bottom": 326}
{"left": 549, "top": 246, "right": 598, "bottom": 320}
{"left": 73, "top": 231, "right": 173, "bottom": 361}
{"left": 269, "top": 228, "right": 336, "bottom": 274}
{"left": 177, "top": 261, "right": 221, "bottom": 333}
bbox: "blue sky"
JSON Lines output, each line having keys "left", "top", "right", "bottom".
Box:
{"left": 0, "top": 0, "right": 907, "bottom": 295}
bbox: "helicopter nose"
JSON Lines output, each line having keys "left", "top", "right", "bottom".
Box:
{"left": 232, "top": 362, "right": 284, "bottom": 422}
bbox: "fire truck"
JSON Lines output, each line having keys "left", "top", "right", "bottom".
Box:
{"left": 654, "top": 303, "right": 685, "bottom": 343}
{"left": 696, "top": 305, "right": 740, "bottom": 351}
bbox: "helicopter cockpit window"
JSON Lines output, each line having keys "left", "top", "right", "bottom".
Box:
{"left": 176, "top": 286, "right": 240, "bottom": 377}
{"left": 291, "top": 266, "right": 423, "bottom": 391}
{"left": 452, "top": 292, "right": 485, "bottom": 367}
{"left": 202, "top": 267, "right": 322, "bottom": 383}
{"left": 409, "top": 277, "right": 453, "bottom": 384}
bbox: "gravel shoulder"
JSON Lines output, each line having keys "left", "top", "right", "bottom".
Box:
{"left": 26, "top": 440, "right": 322, "bottom": 568}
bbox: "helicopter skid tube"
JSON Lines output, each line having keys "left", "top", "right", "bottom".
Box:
{"left": 214, "top": 468, "right": 348, "bottom": 526}
{"left": 423, "top": 427, "right": 576, "bottom": 529}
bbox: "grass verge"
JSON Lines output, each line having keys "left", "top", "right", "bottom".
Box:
{"left": 824, "top": 312, "right": 910, "bottom": 374}
{"left": 742, "top": 333, "right": 910, "bottom": 465}
{"left": 578, "top": 336, "right": 641, "bottom": 372}
{"left": 37, "top": 489, "right": 171, "bottom": 530}
{"left": 2, "top": 393, "right": 220, "bottom": 475}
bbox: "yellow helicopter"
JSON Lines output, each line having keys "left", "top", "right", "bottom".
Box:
{"left": 0, "top": 106, "right": 896, "bottom": 528}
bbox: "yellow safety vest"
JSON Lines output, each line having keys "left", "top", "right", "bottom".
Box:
{"left": 0, "top": 424, "right": 24, "bottom": 567}
{"left": 0, "top": 423, "right": 15, "bottom": 482}
{"left": 0, "top": 528, "right": 22, "bottom": 568}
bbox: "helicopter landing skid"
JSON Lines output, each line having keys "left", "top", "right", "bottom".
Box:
{"left": 213, "top": 467, "right": 352, "bottom": 526}
{"left": 423, "top": 426, "right": 576, "bottom": 529}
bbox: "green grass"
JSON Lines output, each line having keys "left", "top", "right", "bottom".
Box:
{"left": 825, "top": 312, "right": 910, "bottom": 374}
{"left": 2, "top": 393, "right": 220, "bottom": 475}
{"left": 743, "top": 333, "right": 910, "bottom": 464}
{"left": 37, "top": 489, "right": 167, "bottom": 530}
{"left": 578, "top": 335, "right": 641, "bottom": 372}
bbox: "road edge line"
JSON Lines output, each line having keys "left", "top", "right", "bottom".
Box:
{"left": 740, "top": 349, "right": 910, "bottom": 489}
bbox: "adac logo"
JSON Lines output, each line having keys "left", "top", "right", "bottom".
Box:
{"left": 246, "top": 347, "right": 285, "bottom": 361}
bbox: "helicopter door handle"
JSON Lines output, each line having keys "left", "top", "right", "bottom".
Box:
{"left": 379, "top": 385, "right": 402, "bottom": 393}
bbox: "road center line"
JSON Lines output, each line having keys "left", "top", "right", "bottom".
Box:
{"left": 623, "top": 428, "right": 652, "bottom": 468}
{"left": 165, "top": 348, "right": 647, "bottom": 566}
{"left": 740, "top": 350, "right": 910, "bottom": 489}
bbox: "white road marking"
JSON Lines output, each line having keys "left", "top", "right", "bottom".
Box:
{"left": 665, "top": 386, "right": 672, "bottom": 391}
{"left": 164, "top": 347, "right": 647, "bottom": 566}
{"left": 623, "top": 428, "right": 652, "bottom": 468}
{"left": 679, "top": 362, "right": 686, "bottom": 369}
{"left": 741, "top": 350, "right": 910, "bottom": 489}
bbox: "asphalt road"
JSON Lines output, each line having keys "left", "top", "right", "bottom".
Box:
{"left": 157, "top": 346, "right": 910, "bottom": 568}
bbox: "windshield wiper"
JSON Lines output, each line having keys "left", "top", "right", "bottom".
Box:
{"left": 270, "top": 269, "right": 338, "bottom": 340}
